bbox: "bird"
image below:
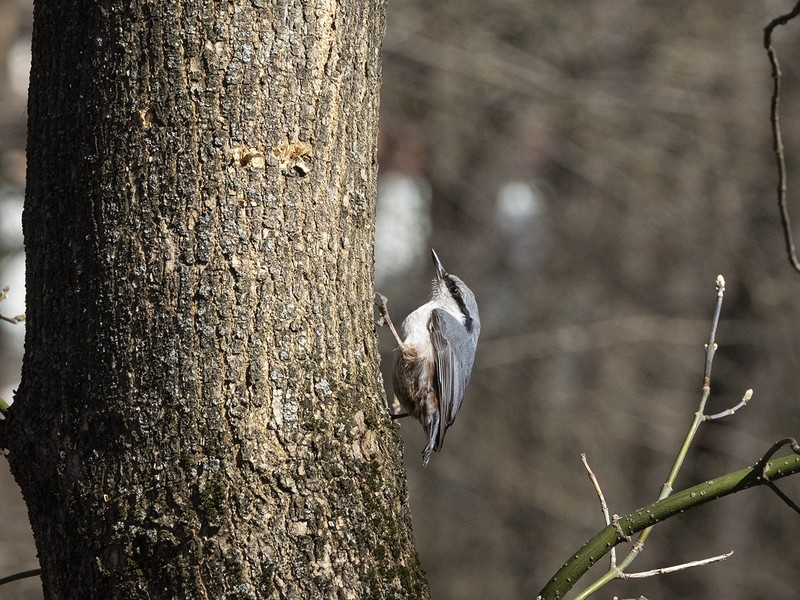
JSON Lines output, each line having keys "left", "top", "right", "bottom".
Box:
{"left": 376, "top": 249, "right": 480, "bottom": 466}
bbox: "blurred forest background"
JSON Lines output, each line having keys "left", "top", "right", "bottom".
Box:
{"left": 3, "top": 1, "right": 800, "bottom": 598}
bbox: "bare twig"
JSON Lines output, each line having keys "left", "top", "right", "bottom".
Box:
{"left": 569, "top": 276, "right": 735, "bottom": 600}
{"left": 663, "top": 275, "right": 725, "bottom": 499}
{"left": 375, "top": 292, "right": 404, "bottom": 347}
{"left": 0, "top": 286, "right": 25, "bottom": 324}
{"left": 755, "top": 437, "right": 800, "bottom": 469}
{"left": 0, "top": 568, "right": 42, "bottom": 586}
{"left": 706, "top": 389, "right": 753, "bottom": 421}
{"left": 703, "top": 274, "right": 725, "bottom": 384}
{"left": 581, "top": 454, "right": 611, "bottom": 526}
{"left": 765, "top": 480, "right": 800, "bottom": 516}
{"left": 581, "top": 453, "right": 616, "bottom": 565}
{"left": 0, "top": 313, "right": 25, "bottom": 324}
{"left": 764, "top": 1, "right": 800, "bottom": 273}
{"left": 620, "top": 551, "right": 733, "bottom": 579}
{"left": 375, "top": 293, "right": 409, "bottom": 418}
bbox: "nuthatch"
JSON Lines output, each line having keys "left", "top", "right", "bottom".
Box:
{"left": 376, "top": 249, "right": 480, "bottom": 466}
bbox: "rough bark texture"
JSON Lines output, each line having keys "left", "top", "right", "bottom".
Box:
{"left": 3, "top": 0, "right": 428, "bottom": 598}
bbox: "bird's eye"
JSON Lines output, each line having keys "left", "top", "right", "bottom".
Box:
{"left": 450, "top": 285, "right": 460, "bottom": 296}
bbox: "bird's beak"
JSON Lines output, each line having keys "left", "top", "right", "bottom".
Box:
{"left": 431, "top": 249, "right": 446, "bottom": 279}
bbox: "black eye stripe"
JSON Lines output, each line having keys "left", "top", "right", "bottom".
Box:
{"left": 444, "top": 275, "right": 472, "bottom": 328}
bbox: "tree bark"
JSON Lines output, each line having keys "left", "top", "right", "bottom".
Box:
{"left": 2, "top": 0, "right": 428, "bottom": 597}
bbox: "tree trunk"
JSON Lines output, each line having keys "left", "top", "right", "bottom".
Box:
{"left": 2, "top": 0, "right": 428, "bottom": 597}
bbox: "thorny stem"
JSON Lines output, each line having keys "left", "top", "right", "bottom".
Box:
{"left": 538, "top": 452, "right": 800, "bottom": 599}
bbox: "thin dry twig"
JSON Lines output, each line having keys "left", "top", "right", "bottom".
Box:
{"left": 581, "top": 454, "right": 611, "bottom": 526}
{"left": 620, "top": 551, "right": 733, "bottom": 579}
{"left": 764, "top": 1, "right": 800, "bottom": 273}
{"left": 581, "top": 453, "right": 616, "bottom": 566}
{"left": 0, "top": 314, "right": 24, "bottom": 324}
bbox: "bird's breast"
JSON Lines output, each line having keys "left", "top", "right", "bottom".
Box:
{"left": 401, "top": 303, "right": 435, "bottom": 347}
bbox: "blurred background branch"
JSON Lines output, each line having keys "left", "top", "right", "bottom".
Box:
{"left": 764, "top": 0, "right": 800, "bottom": 272}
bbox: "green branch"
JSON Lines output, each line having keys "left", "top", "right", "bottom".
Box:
{"left": 537, "top": 451, "right": 800, "bottom": 599}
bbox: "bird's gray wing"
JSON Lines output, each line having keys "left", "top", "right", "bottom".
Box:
{"left": 428, "top": 309, "right": 470, "bottom": 450}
